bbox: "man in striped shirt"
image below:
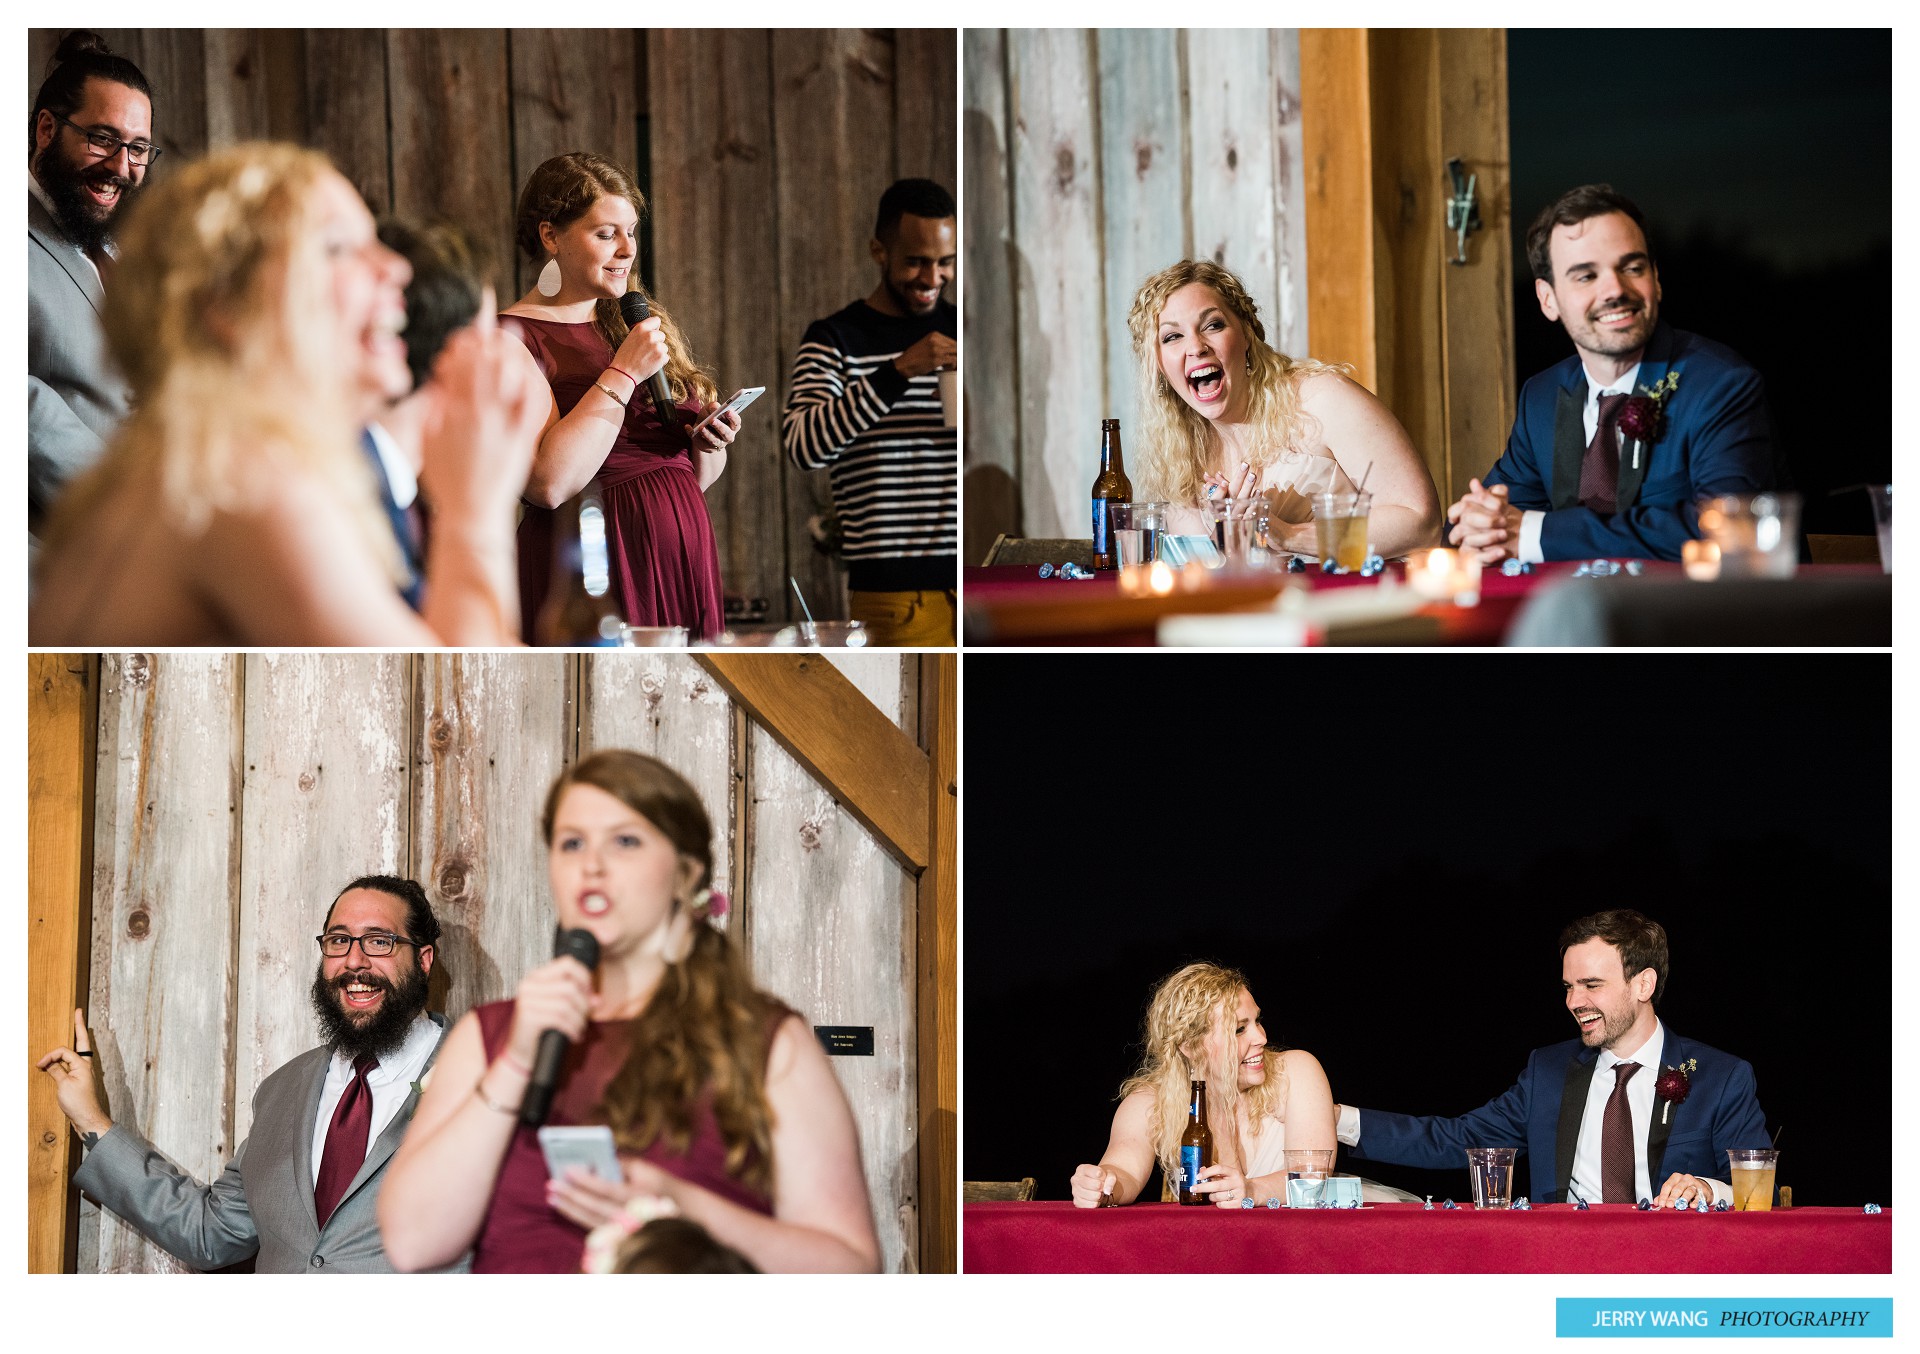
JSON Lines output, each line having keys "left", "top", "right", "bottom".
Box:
{"left": 782, "top": 179, "right": 957, "bottom": 646}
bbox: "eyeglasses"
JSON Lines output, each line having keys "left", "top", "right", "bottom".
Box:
{"left": 55, "top": 115, "right": 161, "bottom": 167}
{"left": 316, "top": 931, "right": 416, "bottom": 958}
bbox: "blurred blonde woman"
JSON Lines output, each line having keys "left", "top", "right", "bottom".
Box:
{"left": 30, "top": 142, "right": 542, "bottom": 644}
{"left": 1071, "top": 963, "right": 1333, "bottom": 1208}
{"left": 1127, "top": 260, "right": 1441, "bottom": 557}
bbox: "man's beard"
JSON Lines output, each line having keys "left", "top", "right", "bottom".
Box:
{"left": 310, "top": 961, "right": 431, "bottom": 1063}
{"left": 33, "top": 143, "right": 140, "bottom": 254}
{"left": 884, "top": 273, "right": 940, "bottom": 316}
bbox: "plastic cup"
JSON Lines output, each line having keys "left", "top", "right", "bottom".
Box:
{"left": 1867, "top": 484, "right": 1891, "bottom": 573}
{"left": 1313, "top": 492, "right": 1372, "bottom": 571}
{"left": 1113, "top": 501, "right": 1167, "bottom": 568}
{"left": 1727, "top": 1149, "right": 1780, "bottom": 1211}
{"left": 1467, "top": 1147, "right": 1518, "bottom": 1209}
{"left": 621, "top": 625, "right": 688, "bottom": 648}
{"left": 1282, "top": 1147, "right": 1334, "bottom": 1207}
{"left": 1695, "top": 493, "right": 1800, "bottom": 579}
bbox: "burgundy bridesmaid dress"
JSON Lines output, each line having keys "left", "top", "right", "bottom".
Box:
{"left": 509, "top": 316, "right": 725, "bottom": 641}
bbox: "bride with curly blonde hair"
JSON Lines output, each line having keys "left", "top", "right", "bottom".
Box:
{"left": 1127, "top": 260, "right": 1441, "bottom": 557}
{"left": 1071, "top": 962, "right": 1337, "bottom": 1208}
{"left": 30, "top": 142, "right": 542, "bottom": 644}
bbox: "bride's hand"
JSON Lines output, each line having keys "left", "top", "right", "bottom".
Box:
{"left": 1194, "top": 1163, "right": 1249, "bottom": 1208}
{"left": 1202, "top": 463, "right": 1263, "bottom": 515}
{"left": 1070, "top": 1163, "right": 1118, "bottom": 1208}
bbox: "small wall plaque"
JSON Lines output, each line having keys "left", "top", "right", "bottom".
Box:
{"left": 814, "top": 1025, "right": 874, "bottom": 1057}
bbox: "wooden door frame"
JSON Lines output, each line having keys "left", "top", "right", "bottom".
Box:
{"left": 27, "top": 655, "right": 98, "bottom": 1274}
{"left": 1301, "top": 28, "right": 1515, "bottom": 506}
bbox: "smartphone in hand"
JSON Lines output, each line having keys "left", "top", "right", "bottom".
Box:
{"left": 691, "top": 386, "right": 766, "bottom": 437}
{"left": 537, "top": 1125, "right": 623, "bottom": 1183}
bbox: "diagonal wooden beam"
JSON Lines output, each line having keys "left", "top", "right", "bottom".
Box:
{"left": 694, "top": 654, "right": 930, "bottom": 871}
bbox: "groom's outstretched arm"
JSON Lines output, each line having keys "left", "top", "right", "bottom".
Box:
{"left": 1338, "top": 1068, "right": 1533, "bottom": 1171}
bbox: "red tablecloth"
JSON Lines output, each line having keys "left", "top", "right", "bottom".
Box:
{"left": 963, "top": 1201, "right": 1892, "bottom": 1273}
{"left": 961, "top": 561, "right": 1884, "bottom": 646}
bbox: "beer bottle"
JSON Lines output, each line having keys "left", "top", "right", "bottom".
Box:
{"left": 1177, "top": 1079, "right": 1213, "bottom": 1205}
{"left": 536, "top": 481, "right": 625, "bottom": 647}
{"left": 1090, "top": 419, "right": 1132, "bottom": 571}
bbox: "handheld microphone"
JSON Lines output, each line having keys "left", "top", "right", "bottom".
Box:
{"left": 617, "top": 290, "right": 681, "bottom": 432}
{"left": 519, "top": 925, "right": 602, "bottom": 1127}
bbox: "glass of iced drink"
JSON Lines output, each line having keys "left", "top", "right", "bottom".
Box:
{"left": 1727, "top": 1149, "right": 1780, "bottom": 1211}
{"left": 1313, "top": 492, "right": 1372, "bottom": 571}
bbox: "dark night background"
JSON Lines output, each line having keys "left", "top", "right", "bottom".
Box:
{"left": 963, "top": 655, "right": 1891, "bottom": 1209}
{"left": 1507, "top": 29, "right": 1890, "bottom": 537}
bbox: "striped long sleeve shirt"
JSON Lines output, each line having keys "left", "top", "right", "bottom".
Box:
{"left": 781, "top": 299, "right": 957, "bottom": 592}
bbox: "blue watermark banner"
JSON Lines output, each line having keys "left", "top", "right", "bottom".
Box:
{"left": 1557, "top": 1298, "right": 1891, "bottom": 1338}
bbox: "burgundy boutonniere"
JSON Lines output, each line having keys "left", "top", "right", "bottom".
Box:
{"left": 1654, "top": 1057, "right": 1697, "bottom": 1125}
{"left": 1616, "top": 372, "right": 1680, "bottom": 468}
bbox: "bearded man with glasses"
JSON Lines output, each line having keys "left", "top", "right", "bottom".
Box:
{"left": 36, "top": 876, "right": 466, "bottom": 1272}
{"left": 28, "top": 31, "right": 155, "bottom": 565}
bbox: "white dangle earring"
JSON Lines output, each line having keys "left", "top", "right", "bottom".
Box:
{"left": 536, "top": 256, "right": 563, "bottom": 298}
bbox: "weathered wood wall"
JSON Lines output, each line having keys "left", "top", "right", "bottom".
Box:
{"left": 77, "top": 652, "right": 925, "bottom": 1274}
{"left": 27, "top": 28, "right": 958, "bottom": 621}
{"left": 963, "top": 29, "right": 1309, "bottom": 556}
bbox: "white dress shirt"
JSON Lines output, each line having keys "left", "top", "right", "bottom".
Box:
{"left": 1516, "top": 361, "right": 1643, "bottom": 563}
{"left": 309, "top": 1011, "right": 440, "bottom": 1185}
{"left": 365, "top": 421, "right": 420, "bottom": 510}
{"left": 1569, "top": 1020, "right": 1663, "bottom": 1204}
{"left": 1337, "top": 1017, "right": 1728, "bottom": 1206}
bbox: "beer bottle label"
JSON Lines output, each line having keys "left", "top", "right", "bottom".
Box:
{"left": 1180, "top": 1145, "right": 1201, "bottom": 1194}
{"left": 1092, "top": 495, "right": 1112, "bottom": 557}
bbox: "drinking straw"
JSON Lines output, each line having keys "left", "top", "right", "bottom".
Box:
{"left": 1353, "top": 461, "right": 1375, "bottom": 498}
{"left": 789, "top": 576, "right": 816, "bottom": 624}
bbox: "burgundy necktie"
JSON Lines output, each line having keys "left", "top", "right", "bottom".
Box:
{"left": 1600, "top": 1061, "right": 1641, "bottom": 1204}
{"left": 1579, "top": 392, "right": 1629, "bottom": 513}
{"left": 314, "top": 1053, "right": 378, "bottom": 1226}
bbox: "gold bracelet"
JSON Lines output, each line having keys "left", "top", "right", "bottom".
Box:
{"left": 474, "top": 1081, "right": 518, "bottom": 1116}
{"left": 594, "top": 380, "right": 629, "bottom": 406}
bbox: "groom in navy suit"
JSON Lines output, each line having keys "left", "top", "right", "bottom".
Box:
{"left": 1337, "top": 909, "right": 1769, "bottom": 1206}
{"left": 1447, "top": 186, "right": 1777, "bottom": 562}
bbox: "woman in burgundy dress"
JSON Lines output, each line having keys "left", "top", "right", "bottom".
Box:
{"left": 378, "top": 750, "right": 879, "bottom": 1273}
{"left": 500, "top": 153, "right": 741, "bottom": 640}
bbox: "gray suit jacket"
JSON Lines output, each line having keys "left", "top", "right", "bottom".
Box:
{"left": 29, "top": 187, "right": 131, "bottom": 548}
{"left": 73, "top": 1012, "right": 465, "bottom": 1273}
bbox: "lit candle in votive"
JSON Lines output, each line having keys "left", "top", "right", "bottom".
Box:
{"left": 1410, "top": 548, "right": 1456, "bottom": 600}
{"left": 1407, "top": 547, "right": 1480, "bottom": 605}
{"left": 1682, "top": 539, "right": 1721, "bottom": 581}
{"left": 1148, "top": 560, "right": 1176, "bottom": 595}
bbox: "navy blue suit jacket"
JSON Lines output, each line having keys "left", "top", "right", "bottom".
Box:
{"left": 1349, "top": 1028, "right": 1768, "bottom": 1203}
{"left": 361, "top": 428, "right": 424, "bottom": 612}
{"left": 1484, "top": 323, "right": 1776, "bottom": 561}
